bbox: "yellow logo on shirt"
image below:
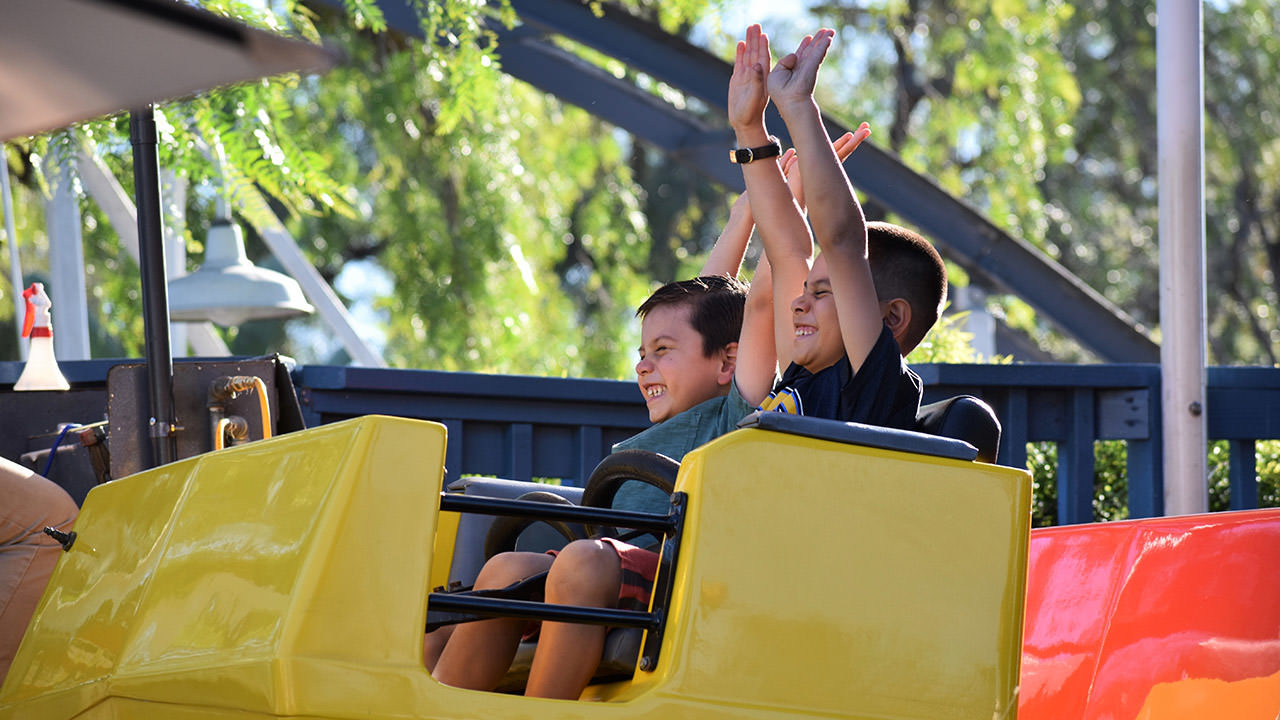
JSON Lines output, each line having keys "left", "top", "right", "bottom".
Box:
{"left": 759, "top": 387, "right": 802, "bottom": 415}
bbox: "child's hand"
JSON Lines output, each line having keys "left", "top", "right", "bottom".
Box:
{"left": 728, "top": 24, "right": 771, "bottom": 137}
{"left": 782, "top": 123, "right": 870, "bottom": 207}
{"left": 768, "top": 28, "right": 835, "bottom": 116}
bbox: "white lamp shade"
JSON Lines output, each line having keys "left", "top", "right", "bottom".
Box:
{"left": 169, "top": 220, "right": 314, "bottom": 326}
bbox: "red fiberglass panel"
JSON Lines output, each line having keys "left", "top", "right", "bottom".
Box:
{"left": 1019, "top": 508, "right": 1280, "bottom": 720}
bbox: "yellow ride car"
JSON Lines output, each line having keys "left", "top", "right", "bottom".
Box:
{"left": 0, "top": 413, "right": 1030, "bottom": 719}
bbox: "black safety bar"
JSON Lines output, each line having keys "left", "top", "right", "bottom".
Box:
{"left": 438, "top": 492, "right": 678, "bottom": 534}
{"left": 429, "top": 490, "right": 689, "bottom": 673}
{"left": 427, "top": 593, "right": 659, "bottom": 630}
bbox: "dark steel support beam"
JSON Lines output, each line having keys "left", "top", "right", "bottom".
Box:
{"left": 129, "top": 106, "right": 177, "bottom": 467}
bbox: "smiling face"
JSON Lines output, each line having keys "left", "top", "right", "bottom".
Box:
{"left": 635, "top": 303, "right": 734, "bottom": 423}
{"left": 790, "top": 254, "right": 848, "bottom": 373}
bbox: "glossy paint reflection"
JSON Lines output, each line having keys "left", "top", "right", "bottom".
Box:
{"left": 1020, "top": 509, "right": 1280, "bottom": 719}
{"left": 0, "top": 416, "right": 449, "bottom": 718}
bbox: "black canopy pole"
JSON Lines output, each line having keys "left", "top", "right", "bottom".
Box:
{"left": 129, "top": 105, "right": 177, "bottom": 467}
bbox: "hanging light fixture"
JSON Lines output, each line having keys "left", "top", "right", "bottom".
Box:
{"left": 169, "top": 134, "right": 314, "bottom": 328}
{"left": 168, "top": 218, "right": 313, "bottom": 326}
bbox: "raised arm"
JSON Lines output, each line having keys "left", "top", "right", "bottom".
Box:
{"left": 700, "top": 191, "right": 754, "bottom": 278}
{"left": 782, "top": 126, "right": 869, "bottom": 212}
{"left": 769, "top": 29, "right": 882, "bottom": 372}
{"left": 729, "top": 24, "right": 815, "bottom": 379}
{"left": 701, "top": 143, "right": 806, "bottom": 278}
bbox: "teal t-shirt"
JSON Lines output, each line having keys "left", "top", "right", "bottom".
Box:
{"left": 607, "top": 381, "right": 754, "bottom": 525}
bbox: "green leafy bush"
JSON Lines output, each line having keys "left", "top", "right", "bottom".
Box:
{"left": 1026, "top": 439, "right": 1280, "bottom": 526}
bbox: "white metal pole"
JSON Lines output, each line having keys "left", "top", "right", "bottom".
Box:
{"left": 1157, "top": 0, "right": 1209, "bottom": 515}
{"left": 161, "top": 169, "right": 188, "bottom": 357}
{"left": 1, "top": 142, "right": 27, "bottom": 359}
{"left": 44, "top": 145, "right": 92, "bottom": 360}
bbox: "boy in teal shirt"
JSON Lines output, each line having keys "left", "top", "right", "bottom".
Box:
{"left": 430, "top": 272, "right": 763, "bottom": 697}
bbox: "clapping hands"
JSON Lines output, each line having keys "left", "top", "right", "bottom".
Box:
{"left": 730, "top": 24, "right": 840, "bottom": 134}
{"left": 768, "top": 28, "right": 835, "bottom": 116}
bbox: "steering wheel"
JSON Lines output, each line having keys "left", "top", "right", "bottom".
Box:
{"left": 579, "top": 450, "right": 679, "bottom": 539}
{"left": 482, "top": 490, "right": 585, "bottom": 560}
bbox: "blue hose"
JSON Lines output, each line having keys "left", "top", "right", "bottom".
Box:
{"left": 41, "top": 423, "right": 81, "bottom": 477}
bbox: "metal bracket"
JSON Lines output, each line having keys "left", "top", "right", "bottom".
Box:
{"left": 147, "top": 417, "right": 183, "bottom": 438}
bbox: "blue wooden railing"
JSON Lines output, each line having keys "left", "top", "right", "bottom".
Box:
{"left": 294, "top": 363, "right": 1280, "bottom": 524}
{"left": 3, "top": 360, "right": 1278, "bottom": 525}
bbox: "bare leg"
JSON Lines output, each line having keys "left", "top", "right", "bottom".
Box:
{"left": 0, "top": 458, "right": 77, "bottom": 684}
{"left": 431, "top": 551, "right": 553, "bottom": 690}
{"left": 422, "top": 624, "right": 455, "bottom": 672}
{"left": 525, "top": 540, "right": 621, "bottom": 699}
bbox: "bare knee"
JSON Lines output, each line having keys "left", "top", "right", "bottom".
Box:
{"left": 473, "top": 551, "right": 553, "bottom": 590}
{"left": 545, "top": 540, "right": 620, "bottom": 607}
{"left": 0, "top": 461, "right": 77, "bottom": 545}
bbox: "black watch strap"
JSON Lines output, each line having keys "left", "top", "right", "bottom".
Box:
{"left": 729, "top": 137, "right": 782, "bottom": 164}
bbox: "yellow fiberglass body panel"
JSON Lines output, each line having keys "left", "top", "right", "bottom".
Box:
{"left": 600, "top": 427, "right": 1033, "bottom": 719}
{"left": 2, "top": 418, "right": 1030, "bottom": 720}
{"left": 0, "top": 415, "right": 448, "bottom": 720}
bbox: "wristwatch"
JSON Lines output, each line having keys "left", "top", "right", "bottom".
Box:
{"left": 729, "top": 136, "right": 782, "bottom": 164}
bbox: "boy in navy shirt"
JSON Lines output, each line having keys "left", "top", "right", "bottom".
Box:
{"left": 732, "top": 24, "right": 946, "bottom": 427}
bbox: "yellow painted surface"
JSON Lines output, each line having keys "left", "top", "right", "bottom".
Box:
{"left": 1, "top": 419, "right": 1030, "bottom": 719}
{"left": 585, "top": 428, "right": 1032, "bottom": 719}
{"left": 431, "top": 510, "right": 462, "bottom": 591}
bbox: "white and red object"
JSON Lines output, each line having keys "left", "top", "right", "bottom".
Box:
{"left": 15, "top": 282, "right": 70, "bottom": 391}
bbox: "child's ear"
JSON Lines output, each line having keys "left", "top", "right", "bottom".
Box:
{"left": 718, "top": 342, "right": 739, "bottom": 385}
{"left": 881, "top": 299, "right": 913, "bottom": 347}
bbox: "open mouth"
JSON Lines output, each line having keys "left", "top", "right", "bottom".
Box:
{"left": 644, "top": 385, "right": 666, "bottom": 400}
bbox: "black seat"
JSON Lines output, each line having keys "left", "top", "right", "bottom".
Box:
{"left": 915, "top": 395, "right": 1001, "bottom": 464}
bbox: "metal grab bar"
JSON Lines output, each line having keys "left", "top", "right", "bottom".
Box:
{"left": 427, "top": 593, "right": 660, "bottom": 630}
{"left": 438, "top": 492, "right": 678, "bottom": 535}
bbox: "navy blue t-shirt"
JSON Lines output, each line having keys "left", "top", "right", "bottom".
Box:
{"left": 760, "top": 324, "right": 921, "bottom": 430}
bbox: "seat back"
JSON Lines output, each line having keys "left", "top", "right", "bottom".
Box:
{"left": 915, "top": 395, "right": 1001, "bottom": 464}
{"left": 445, "top": 476, "right": 584, "bottom": 587}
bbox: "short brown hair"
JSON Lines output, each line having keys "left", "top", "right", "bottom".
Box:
{"left": 637, "top": 275, "right": 748, "bottom": 357}
{"left": 867, "top": 222, "right": 947, "bottom": 351}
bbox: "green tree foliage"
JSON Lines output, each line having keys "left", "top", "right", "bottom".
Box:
{"left": 803, "top": 1, "right": 1280, "bottom": 365}
{"left": 806, "top": 0, "right": 1084, "bottom": 355}
{"left": 1035, "top": 1, "right": 1280, "bottom": 364}
{"left": 1, "top": 0, "right": 726, "bottom": 378}
{"left": 6, "top": 1, "right": 1279, "bottom": 370}
{"left": 1203, "top": 3, "right": 1280, "bottom": 363}
{"left": 271, "top": 1, "right": 725, "bottom": 375}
